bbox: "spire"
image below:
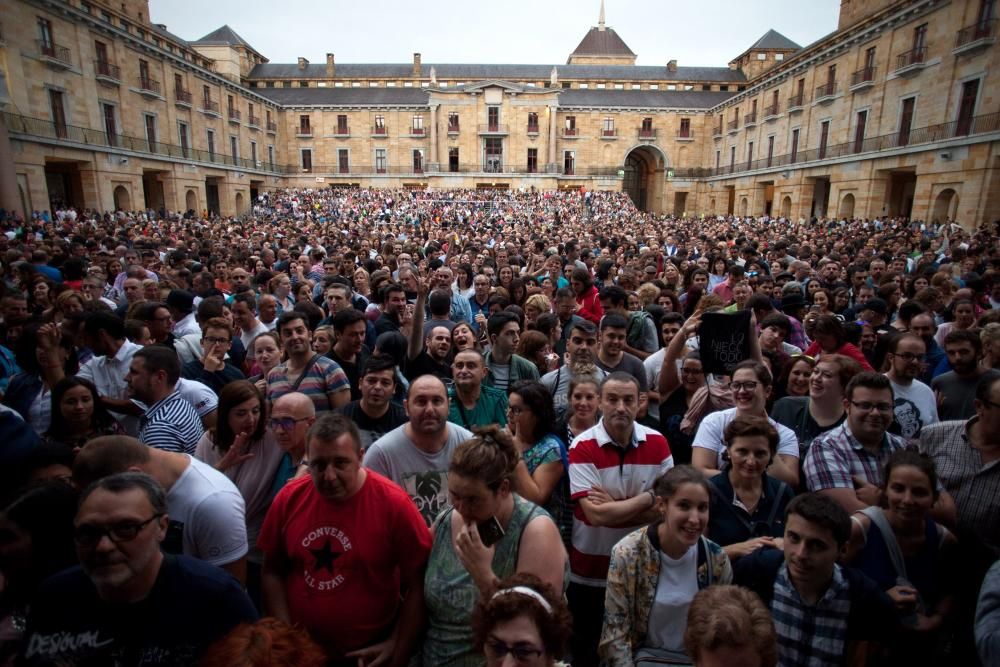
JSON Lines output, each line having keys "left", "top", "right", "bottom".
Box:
{"left": 598, "top": 0, "right": 606, "bottom": 30}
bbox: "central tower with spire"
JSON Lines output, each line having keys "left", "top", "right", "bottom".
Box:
{"left": 567, "top": 0, "right": 637, "bottom": 65}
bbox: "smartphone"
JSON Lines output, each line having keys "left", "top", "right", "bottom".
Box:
{"left": 477, "top": 515, "right": 505, "bottom": 547}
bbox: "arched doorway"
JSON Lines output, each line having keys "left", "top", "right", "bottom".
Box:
{"left": 839, "top": 193, "right": 855, "bottom": 219}
{"left": 739, "top": 197, "right": 749, "bottom": 216}
{"left": 780, "top": 196, "right": 792, "bottom": 218}
{"left": 235, "top": 192, "right": 245, "bottom": 214}
{"left": 623, "top": 145, "right": 666, "bottom": 212}
{"left": 932, "top": 188, "right": 958, "bottom": 223}
{"left": 185, "top": 189, "right": 198, "bottom": 212}
{"left": 113, "top": 185, "right": 131, "bottom": 211}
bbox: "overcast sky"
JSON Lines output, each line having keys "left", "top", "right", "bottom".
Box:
{"left": 149, "top": 0, "right": 840, "bottom": 68}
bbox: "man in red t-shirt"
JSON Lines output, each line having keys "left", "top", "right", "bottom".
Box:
{"left": 259, "top": 413, "right": 431, "bottom": 665}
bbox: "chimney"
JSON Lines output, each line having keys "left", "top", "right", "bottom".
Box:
{"left": 326, "top": 53, "right": 335, "bottom": 77}
{"left": 297, "top": 57, "right": 309, "bottom": 71}
{"left": 667, "top": 59, "right": 677, "bottom": 73}
{"left": 413, "top": 53, "right": 422, "bottom": 77}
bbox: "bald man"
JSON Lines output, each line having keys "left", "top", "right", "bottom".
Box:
{"left": 270, "top": 392, "right": 317, "bottom": 486}
{"left": 362, "top": 375, "right": 473, "bottom": 525}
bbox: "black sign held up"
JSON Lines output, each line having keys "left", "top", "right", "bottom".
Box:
{"left": 698, "top": 310, "right": 752, "bottom": 375}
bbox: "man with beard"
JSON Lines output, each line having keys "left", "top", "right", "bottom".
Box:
{"left": 338, "top": 354, "right": 407, "bottom": 448}
{"left": 375, "top": 283, "right": 407, "bottom": 335}
{"left": 267, "top": 312, "right": 351, "bottom": 412}
{"left": 259, "top": 414, "right": 430, "bottom": 663}
{"left": 362, "top": 375, "right": 472, "bottom": 526}
{"left": 910, "top": 312, "right": 946, "bottom": 383}
{"left": 932, "top": 330, "right": 1000, "bottom": 421}
{"left": 447, "top": 349, "right": 507, "bottom": 430}
{"left": 594, "top": 314, "right": 647, "bottom": 391}
{"left": 21, "top": 472, "right": 256, "bottom": 666}
{"left": 884, "top": 333, "right": 937, "bottom": 443}
{"left": 406, "top": 278, "right": 453, "bottom": 382}
{"left": 542, "top": 319, "right": 606, "bottom": 419}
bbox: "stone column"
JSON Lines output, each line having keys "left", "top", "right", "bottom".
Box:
{"left": 0, "top": 114, "right": 22, "bottom": 219}
{"left": 429, "top": 104, "right": 438, "bottom": 171}
{"left": 548, "top": 105, "right": 557, "bottom": 173}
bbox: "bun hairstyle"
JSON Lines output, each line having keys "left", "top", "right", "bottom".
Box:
{"left": 449, "top": 425, "right": 520, "bottom": 492}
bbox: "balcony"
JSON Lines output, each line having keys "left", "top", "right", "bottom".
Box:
{"left": 297, "top": 126, "right": 313, "bottom": 138}
{"left": 675, "top": 130, "right": 695, "bottom": 142}
{"left": 227, "top": 109, "right": 241, "bottom": 124}
{"left": 266, "top": 120, "right": 278, "bottom": 133}
{"left": 849, "top": 67, "right": 877, "bottom": 92}
{"left": 712, "top": 125, "right": 723, "bottom": 139}
{"left": 814, "top": 81, "right": 838, "bottom": 104}
{"left": 727, "top": 119, "right": 739, "bottom": 134}
{"left": 954, "top": 20, "right": 995, "bottom": 55}
{"left": 371, "top": 125, "right": 387, "bottom": 137}
{"left": 894, "top": 47, "right": 928, "bottom": 76}
{"left": 478, "top": 123, "right": 509, "bottom": 135}
{"left": 135, "top": 77, "right": 162, "bottom": 99}
{"left": 763, "top": 104, "right": 780, "bottom": 121}
{"left": 600, "top": 128, "right": 618, "bottom": 139}
{"left": 200, "top": 100, "right": 220, "bottom": 117}
{"left": 247, "top": 114, "right": 260, "bottom": 129}
{"left": 527, "top": 124, "right": 540, "bottom": 135}
{"left": 333, "top": 125, "right": 350, "bottom": 137}
{"left": 407, "top": 126, "right": 427, "bottom": 137}
{"left": 38, "top": 41, "right": 72, "bottom": 69}
{"left": 744, "top": 112, "right": 757, "bottom": 128}
{"left": 94, "top": 60, "right": 121, "bottom": 85}
{"left": 638, "top": 127, "right": 656, "bottom": 140}
{"left": 447, "top": 124, "right": 460, "bottom": 135}
{"left": 787, "top": 93, "right": 806, "bottom": 113}
{"left": 174, "top": 89, "right": 193, "bottom": 109}
{"left": 562, "top": 127, "right": 579, "bottom": 138}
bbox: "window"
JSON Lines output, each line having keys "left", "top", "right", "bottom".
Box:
{"left": 139, "top": 59, "right": 150, "bottom": 86}
{"left": 144, "top": 114, "right": 156, "bottom": 151}
{"left": 632, "top": 84, "right": 642, "bottom": 90}
{"left": 337, "top": 114, "right": 348, "bottom": 134}
{"left": 448, "top": 113, "right": 459, "bottom": 132}
{"left": 702, "top": 84, "right": 711, "bottom": 91}
{"left": 615, "top": 83, "right": 624, "bottom": 90}
{"left": 413, "top": 149, "right": 423, "bottom": 173}
{"left": 728, "top": 146, "right": 735, "bottom": 172}
{"left": 527, "top": 148, "right": 538, "bottom": 173}
{"left": 230, "top": 136, "right": 239, "bottom": 163}
{"left": 202, "top": 85, "right": 211, "bottom": 105}
{"left": 715, "top": 149, "right": 721, "bottom": 170}
{"left": 757, "top": 53, "right": 766, "bottom": 60}
{"left": 720, "top": 85, "right": 728, "bottom": 91}
{"left": 579, "top": 83, "right": 588, "bottom": 89}
{"left": 412, "top": 115, "right": 424, "bottom": 133}
{"left": 227, "top": 95, "right": 235, "bottom": 113}
{"left": 207, "top": 129, "right": 215, "bottom": 161}
{"left": 268, "top": 144, "right": 274, "bottom": 166}
{"left": 563, "top": 150, "right": 575, "bottom": 175}
{"left": 562, "top": 82, "right": 571, "bottom": 89}
{"left": 527, "top": 112, "right": 539, "bottom": 133}
{"left": 283, "top": 81, "right": 291, "bottom": 88}
{"left": 81, "top": 2, "right": 92, "bottom": 14}
{"left": 301, "top": 148, "right": 312, "bottom": 173}
{"left": 602, "top": 117, "right": 615, "bottom": 137}
{"left": 565, "top": 116, "right": 576, "bottom": 135}
{"left": 913, "top": 23, "right": 928, "bottom": 51}
{"left": 369, "top": 81, "right": 379, "bottom": 87}
{"left": 864, "top": 46, "right": 877, "bottom": 72}
{"left": 37, "top": 17, "right": 53, "bottom": 48}
{"left": 49, "top": 89, "right": 67, "bottom": 138}
{"left": 100, "top": 10, "right": 112, "bottom": 23}
{"left": 375, "top": 148, "right": 387, "bottom": 173}
{"left": 775, "top": 53, "right": 784, "bottom": 61}
{"left": 102, "top": 103, "right": 116, "bottom": 146}
{"left": 747, "top": 141, "right": 754, "bottom": 166}
{"left": 487, "top": 107, "right": 500, "bottom": 131}
{"left": 679, "top": 118, "right": 690, "bottom": 138}
{"left": 790, "top": 128, "right": 800, "bottom": 162}
{"left": 299, "top": 115, "right": 311, "bottom": 134}
{"left": 449, "top": 147, "right": 459, "bottom": 172}
{"left": 899, "top": 97, "right": 915, "bottom": 146}
{"left": 819, "top": 121, "right": 830, "bottom": 159}
{"left": 266, "top": 110, "right": 272, "bottom": 125}
{"left": 956, "top": 79, "right": 979, "bottom": 135}
{"left": 766, "top": 136, "right": 774, "bottom": 167}
{"left": 338, "top": 149, "right": 349, "bottom": 173}
{"left": 95, "top": 40, "right": 109, "bottom": 66}
{"left": 374, "top": 115, "right": 385, "bottom": 134}
{"left": 250, "top": 140, "right": 257, "bottom": 165}
{"left": 484, "top": 138, "right": 502, "bottom": 172}
{"left": 854, "top": 111, "right": 867, "bottom": 152}
{"left": 299, "top": 81, "right": 309, "bottom": 88}
{"left": 403, "top": 81, "right": 412, "bottom": 87}
{"left": 386, "top": 82, "right": 396, "bottom": 87}
{"left": 649, "top": 84, "right": 658, "bottom": 90}
{"left": 176, "top": 122, "right": 188, "bottom": 158}
{"left": 667, "top": 84, "right": 676, "bottom": 90}
{"left": 596, "top": 83, "right": 605, "bottom": 89}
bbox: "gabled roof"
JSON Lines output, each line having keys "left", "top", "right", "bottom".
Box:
{"left": 748, "top": 29, "right": 801, "bottom": 51}
{"left": 569, "top": 27, "right": 636, "bottom": 58}
{"left": 192, "top": 25, "right": 262, "bottom": 56}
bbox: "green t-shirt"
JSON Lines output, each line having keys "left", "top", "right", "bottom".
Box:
{"left": 447, "top": 385, "right": 508, "bottom": 430}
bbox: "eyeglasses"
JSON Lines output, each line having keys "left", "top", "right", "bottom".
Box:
{"left": 73, "top": 514, "right": 164, "bottom": 546}
{"left": 980, "top": 399, "right": 1000, "bottom": 410}
{"left": 728, "top": 381, "right": 759, "bottom": 393}
{"left": 269, "top": 416, "right": 311, "bottom": 431}
{"left": 849, "top": 401, "right": 894, "bottom": 414}
{"left": 484, "top": 639, "right": 544, "bottom": 663}
{"left": 892, "top": 351, "right": 925, "bottom": 363}
{"left": 203, "top": 337, "right": 231, "bottom": 346}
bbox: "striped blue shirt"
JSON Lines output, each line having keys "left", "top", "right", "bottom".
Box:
{"left": 139, "top": 390, "right": 204, "bottom": 455}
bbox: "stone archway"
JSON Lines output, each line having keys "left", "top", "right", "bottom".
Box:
{"left": 623, "top": 144, "right": 667, "bottom": 213}
{"left": 185, "top": 189, "right": 198, "bottom": 212}
{"left": 839, "top": 193, "right": 855, "bottom": 219}
{"left": 113, "top": 185, "right": 131, "bottom": 211}
{"left": 932, "top": 188, "right": 958, "bottom": 223}
{"left": 780, "top": 196, "right": 792, "bottom": 218}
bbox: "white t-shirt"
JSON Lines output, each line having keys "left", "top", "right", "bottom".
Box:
{"left": 166, "top": 456, "right": 248, "bottom": 566}
{"left": 644, "top": 544, "right": 698, "bottom": 654}
{"left": 692, "top": 407, "right": 799, "bottom": 468}
{"left": 643, "top": 348, "right": 666, "bottom": 422}
{"left": 176, "top": 378, "right": 219, "bottom": 418}
{"left": 888, "top": 377, "right": 938, "bottom": 442}
{"left": 239, "top": 321, "right": 270, "bottom": 359}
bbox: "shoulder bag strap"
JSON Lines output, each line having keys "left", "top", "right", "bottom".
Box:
{"left": 291, "top": 354, "right": 321, "bottom": 393}
{"left": 764, "top": 481, "right": 789, "bottom": 527}
{"left": 858, "top": 506, "right": 908, "bottom": 581}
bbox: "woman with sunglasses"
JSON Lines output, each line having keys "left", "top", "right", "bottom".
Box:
{"left": 707, "top": 415, "right": 794, "bottom": 562}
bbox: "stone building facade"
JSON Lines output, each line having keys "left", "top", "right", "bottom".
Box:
{"left": 0, "top": 0, "right": 997, "bottom": 227}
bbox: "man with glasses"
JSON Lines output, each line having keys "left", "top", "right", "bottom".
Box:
{"left": 21, "top": 471, "right": 256, "bottom": 666}
{"left": 73, "top": 436, "right": 249, "bottom": 584}
{"left": 884, "top": 333, "right": 937, "bottom": 443}
{"left": 270, "top": 393, "right": 317, "bottom": 483}
{"left": 259, "top": 413, "right": 431, "bottom": 663}
{"left": 181, "top": 317, "right": 246, "bottom": 395}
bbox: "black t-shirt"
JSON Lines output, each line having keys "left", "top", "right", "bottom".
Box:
{"left": 404, "top": 349, "right": 452, "bottom": 383}
{"left": 659, "top": 387, "right": 695, "bottom": 465}
{"left": 22, "top": 555, "right": 257, "bottom": 666}
{"left": 327, "top": 347, "right": 370, "bottom": 401}
{"left": 338, "top": 400, "right": 408, "bottom": 448}
{"left": 770, "top": 396, "right": 846, "bottom": 458}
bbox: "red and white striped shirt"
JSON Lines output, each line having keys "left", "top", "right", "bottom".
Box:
{"left": 568, "top": 419, "right": 673, "bottom": 586}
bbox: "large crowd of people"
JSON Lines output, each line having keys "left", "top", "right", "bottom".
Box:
{"left": 0, "top": 185, "right": 999, "bottom": 666}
